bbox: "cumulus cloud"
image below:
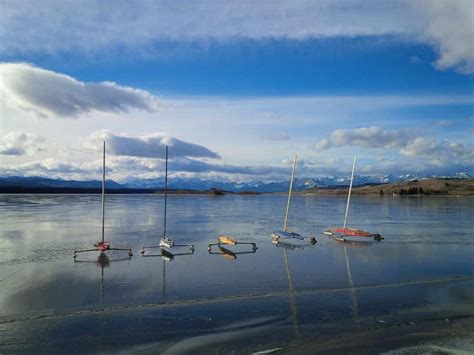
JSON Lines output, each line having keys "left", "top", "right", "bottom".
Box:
{"left": 1, "top": 1, "right": 472, "bottom": 74}
{"left": 0, "top": 131, "right": 46, "bottom": 156}
{"left": 315, "top": 126, "right": 474, "bottom": 168}
{"left": 415, "top": 0, "right": 474, "bottom": 74}
{"left": 400, "top": 137, "right": 474, "bottom": 163}
{"left": 0, "top": 159, "right": 92, "bottom": 179}
{"left": 0, "top": 155, "right": 293, "bottom": 182}
{"left": 0, "top": 63, "right": 163, "bottom": 118}
{"left": 170, "top": 158, "right": 289, "bottom": 176}
{"left": 4, "top": 155, "right": 468, "bottom": 183}
{"left": 2, "top": 149, "right": 471, "bottom": 182}
{"left": 123, "top": 156, "right": 289, "bottom": 177}
{"left": 79, "top": 130, "right": 294, "bottom": 177}
{"left": 0, "top": 130, "right": 295, "bottom": 181}
{"left": 82, "top": 130, "right": 220, "bottom": 159}
{"left": 315, "top": 127, "right": 412, "bottom": 150}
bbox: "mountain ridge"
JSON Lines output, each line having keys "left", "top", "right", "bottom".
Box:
{"left": 0, "top": 173, "right": 471, "bottom": 193}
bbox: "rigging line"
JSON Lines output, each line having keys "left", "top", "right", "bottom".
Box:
{"left": 343, "top": 156, "right": 357, "bottom": 229}
{"left": 163, "top": 145, "right": 168, "bottom": 239}
{"left": 101, "top": 141, "right": 106, "bottom": 243}
{"left": 283, "top": 155, "right": 297, "bottom": 231}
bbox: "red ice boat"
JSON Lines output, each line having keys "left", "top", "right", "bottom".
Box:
{"left": 324, "top": 157, "right": 383, "bottom": 242}
{"left": 324, "top": 227, "right": 383, "bottom": 241}
{"left": 94, "top": 241, "right": 111, "bottom": 252}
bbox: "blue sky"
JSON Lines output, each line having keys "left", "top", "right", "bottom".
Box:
{"left": 8, "top": 37, "right": 473, "bottom": 96}
{"left": 0, "top": 0, "right": 473, "bottom": 181}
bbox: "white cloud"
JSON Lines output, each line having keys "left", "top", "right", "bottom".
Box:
{"left": 315, "top": 127, "right": 412, "bottom": 150}
{"left": 0, "top": 131, "right": 46, "bottom": 156}
{"left": 81, "top": 139, "right": 290, "bottom": 178}
{"left": 0, "top": 156, "right": 291, "bottom": 182}
{"left": 0, "top": 158, "right": 91, "bottom": 179}
{"left": 400, "top": 137, "right": 474, "bottom": 163}
{"left": 2, "top": 146, "right": 472, "bottom": 182}
{"left": 1, "top": 1, "right": 472, "bottom": 74}
{"left": 76, "top": 130, "right": 292, "bottom": 179}
{"left": 81, "top": 130, "right": 221, "bottom": 159}
{"left": 415, "top": 0, "right": 474, "bottom": 74}
{"left": 0, "top": 63, "right": 163, "bottom": 118}
{"left": 315, "top": 126, "right": 474, "bottom": 168}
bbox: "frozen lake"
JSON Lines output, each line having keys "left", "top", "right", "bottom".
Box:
{"left": 0, "top": 194, "right": 473, "bottom": 353}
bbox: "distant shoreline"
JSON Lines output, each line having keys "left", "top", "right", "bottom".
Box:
{"left": 298, "top": 178, "right": 474, "bottom": 197}
{"left": 0, "top": 187, "right": 260, "bottom": 195}
{"left": 0, "top": 178, "right": 472, "bottom": 196}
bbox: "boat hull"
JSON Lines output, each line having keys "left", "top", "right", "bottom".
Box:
{"left": 94, "top": 241, "right": 111, "bottom": 251}
{"left": 271, "top": 230, "right": 304, "bottom": 240}
{"left": 217, "top": 235, "right": 237, "bottom": 245}
{"left": 325, "top": 227, "right": 383, "bottom": 241}
{"left": 159, "top": 237, "right": 175, "bottom": 248}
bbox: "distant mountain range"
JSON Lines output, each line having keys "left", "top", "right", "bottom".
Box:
{"left": 122, "top": 173, "right": 472, "bottom": 192}
{"left": 0, "top": 176, "right": 124, "bottom": 189}
{"left": 0, "top": 173, "right": 471, "bottom": 193}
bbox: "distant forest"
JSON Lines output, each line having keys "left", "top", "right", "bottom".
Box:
{"left": 386, "top": 182, "right": 456, "bottom": 196}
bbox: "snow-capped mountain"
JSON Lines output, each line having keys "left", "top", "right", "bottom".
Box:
{"left": 122, "top": 172, "right": 471, "bottom": 192}
{"left": 1, "top": 172, "right": 470, "bottom": 193}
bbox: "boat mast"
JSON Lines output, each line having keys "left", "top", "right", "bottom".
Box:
{"left": 101, "top": 141, "right": 106, "bottom": 243}
{"left": 343, "top": 156, "right": 357, "bottom": 229}
{"left": 283, "top": 155, "right": 297, "bottom": 231}
{"left": 163, "top": 145, "right": 169, "bottom": 239}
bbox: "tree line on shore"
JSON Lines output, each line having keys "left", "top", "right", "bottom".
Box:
{"left": 380, "top": 185, "right": 449, "bottom": 196}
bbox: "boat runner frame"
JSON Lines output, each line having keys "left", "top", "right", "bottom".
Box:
{"left": 272, "top": 155, "right": 317, "bottom": 244}
{"left": 141, "top": 145, "right": 194, "bottom": 255}
{"left": 74, "top": 142, "right": 133, "bottom": 260}
{"left": 324, "top": 156, "right": 383, "bottom": 242}
{"left": 208, "top": 235, "right": 257, "bottom": 257}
